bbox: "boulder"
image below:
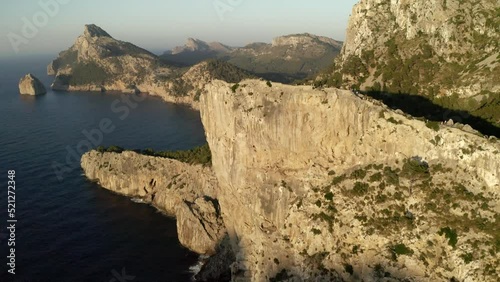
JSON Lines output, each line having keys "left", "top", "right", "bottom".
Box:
{"left": 19, "top": 73, "right": 46, "bottom": 95}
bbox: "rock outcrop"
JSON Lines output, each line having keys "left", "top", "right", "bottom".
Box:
{"left": 320, "top": 0, "right": 499, "bottom": 127}
{"left": 200, "top": 79, "right": 499, "bottom": 281}
{"left": 18, "top": 74, "right": 46, "bottom": 95}
{"left": 82, "top": 79, "right": 499, "bottom": 281}
{"left": 81, "top": 150, "right": 225, "bottom": 255}
{"left": 48, "top": 24, "right": 251, "bottom": 109}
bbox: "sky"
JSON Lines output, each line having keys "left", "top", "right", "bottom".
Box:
{"left": 0, "top": 0, "right": 359, "bottom": 57}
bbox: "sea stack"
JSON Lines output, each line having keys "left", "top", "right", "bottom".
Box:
{"left": 19, "top": 73, "right": 47, "bottom": 95}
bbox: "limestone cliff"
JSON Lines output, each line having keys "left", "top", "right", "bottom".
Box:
{"left": 48, "top": 24, "right": 251, "bottom": 109}
{"left": 82, "top": 79, "right": 499, "bottom": 281}
{"left": 200, "top": 79, "right": 499, "bottom": 281}
{"left": 320, "top": 0, "right": 499, "bottom": 128}
{"left": 81, "top": 150, "right": 225, "bottom": 255}
{"left": 18, "top": 73, "right": 46, "bottom": 95}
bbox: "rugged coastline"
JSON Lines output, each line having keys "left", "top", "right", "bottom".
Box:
{"left": 82, "top": 79, "right": 499, "bottom": 281}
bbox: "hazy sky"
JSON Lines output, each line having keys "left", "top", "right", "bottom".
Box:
{"left": 0, "top": 0, "right": 359, "bottom": 57}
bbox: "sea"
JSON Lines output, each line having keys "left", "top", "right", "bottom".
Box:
{"left": 0, "top": 55, "right": 207, "bottom": 282}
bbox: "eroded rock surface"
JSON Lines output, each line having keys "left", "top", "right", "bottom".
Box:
{"left": 81, "top": 150, "right": 225, "bottom": 255}
{"left": 19, "top": 73, "right": 46, "bottom": 95}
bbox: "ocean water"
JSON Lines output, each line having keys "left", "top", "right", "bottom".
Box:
{"left": 0, "top": 55, "right": 206, "bottom": 282}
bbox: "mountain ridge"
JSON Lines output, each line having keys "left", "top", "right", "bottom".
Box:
{"left": 161, "top": 33, "right": 343, "bottom": 83}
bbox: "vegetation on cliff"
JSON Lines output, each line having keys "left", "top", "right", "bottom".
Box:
{"left": 96, "top": 144, "right": 212, "bottom": 166}
{"left": 316, "top": 0, "right": 499, "bottom": 131}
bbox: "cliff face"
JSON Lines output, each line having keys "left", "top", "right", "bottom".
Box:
{"left": 323, "top": 0, "right": 499, "bottom": 127}
{"left": 200, "top": 80, "right": 499, "bottom": 281}
{"left": 81, "top": 150, "right": 225, "bottom": 255}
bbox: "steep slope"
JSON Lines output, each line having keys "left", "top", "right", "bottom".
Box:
{"left": 162, "top": 33, "right": 343, "bottom": 83}
{"left": 82, "top": 79, "right": 499, "bottom": 281}
{"left": 319, "top": 0, "right": 499, "bottom": 129}
{"left": 48, "top": 25, "right": 252, "bottom": 108}
{"left": 201, "top": 79, "right": 499, "bottom": 281}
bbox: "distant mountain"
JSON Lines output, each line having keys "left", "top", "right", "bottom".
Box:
{"left": 161, "top": 33, "right": 343, "bottom": 83}
{"left": 161, "top": 38, "right": 233, "bottom": 66}
{"left": 317, "top": 0, "right": 499, "bottom": 130}
{"left": 48, "top": 24, "right": 165, "bottom": 91}
{"left": 47, "top": 24, "right": 252, "bottom": 108}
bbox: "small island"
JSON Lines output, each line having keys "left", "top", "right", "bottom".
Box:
{"left": 19, "top": 73, "right": 47, "bottom": 96}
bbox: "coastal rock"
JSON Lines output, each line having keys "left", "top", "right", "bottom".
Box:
{"left": 81, "top": 79, "right": 499, "bottom": 281}
{"left": 18, "top": 73, "right": 46, "bottom": 95}
{"left": 200, "top": 79, "right": 500, "bottom": 281}
{"left": 80, "top": 150, "right": 226, "bottom": 254}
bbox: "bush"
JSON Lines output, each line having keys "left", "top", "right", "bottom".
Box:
{"left": 401, "top": 157, "right": 430, "bottom": 179}
{"left": 426, "top": 121, "right": 440, "bottom": 131}
{"left": 324, "top": 192, "right": 334, "bottom": 201}
{"left": 344, "top": 264, "right": 354, "bottom": 275}
{"left": 438, "top": 227, "right": 458, "bottom": 248}
{"left": 267, "top": 81, "right": 273, "bottom": 87}
{"left": 231, "top": 83, "right": 240, "bottom": 93}
{"left": 390, "top": 243, "right": 413, "bottom": 260}
{"left": 311, "top": 228, "right": 321, "bottom": 235}
{"left": 352, "top": 182, "right": 369, "bottom": 195}
{"left": 106, "top": 145, "right": 124, "bottom": 153}
{"left": 141, "top": 144, "right": 212, "bottom": 166}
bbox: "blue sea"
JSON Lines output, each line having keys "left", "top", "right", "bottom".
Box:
{"left": 0, "top": 55, "right": 206, "bottom": 282}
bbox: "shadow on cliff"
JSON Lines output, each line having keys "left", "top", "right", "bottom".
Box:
{"left": 195, "top": 237, "right": 463, "bottom": 282}
{"left": 360, "top": 90, "right": 500, "bottom": 138}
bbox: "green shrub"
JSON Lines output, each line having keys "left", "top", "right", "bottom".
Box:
{"left": 351, "top": 169, "right": 367, "bottom": 179}
{"left": 324, "top": 192, "right": 334, "bottom": 201}
{"left": 352, "top": 182, "right": 369, "bottom": 196}
{"left": 401, "top": 157, "right": 430, "bottom": 179}
{"left": 390, "top": 243, "right": 413, "bottom": 260}
{"left": 461, "top": 253, "right": 473, "bottom": 264}
{"left": 106, "top": 145, "right": 124, "bottom": 153}
{"left": 267, "top": 81, "right": 273, "bottom": 87}
{"left": 369, "top": 172, "right": 383, "bottom": 182}
{"left": 311, "top": 228, "right": 321, "bottom": 235}
{"left": 231, "top": 83, "right": 240, "bottom": 93}
{"left": 142, "top": 144, "right": 212, "bottom": 166}
{"left": 426, "top": 121, "right": 440, "bottom": 131}
{"left": 344, "top": 264, "right": 354, "bottom": 275}
{"left": 438, "top": 227, "right": 458, "bottom": 248}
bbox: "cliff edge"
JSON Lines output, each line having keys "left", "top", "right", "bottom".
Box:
{"left": 82, "top": 79, "right": 499, "bottom": 281}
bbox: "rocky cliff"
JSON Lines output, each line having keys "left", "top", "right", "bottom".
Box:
{"left": 81, "top": 150, "right": 225, "bottom": 255}
{"left": 319, "top": 0, "right": 499, "bottom": 128}
{"left": 18, "top": 73, "right": 46, "bottom": 95}
{"left": 201, "top": 79, "right": 499, "bottom": 281}
{"left": 82, "top": 79, "right": 499, "bottom": 281}
{"left": 48, "top": 24, "right": 251, "bottom": 109}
